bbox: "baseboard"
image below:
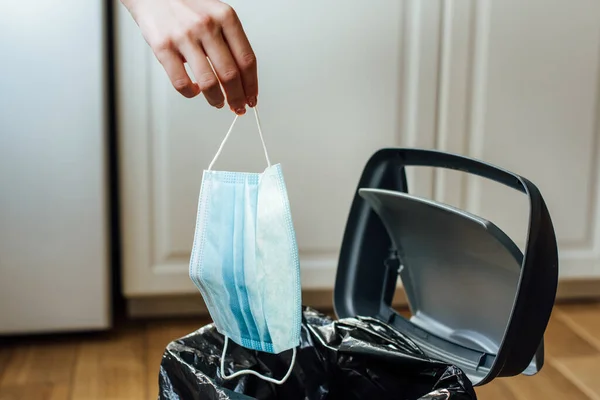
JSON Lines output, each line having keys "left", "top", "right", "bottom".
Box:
{"left": 126, "top": 279, "right": 599, "bottom": 319}
{"left": 555, "top": 278, "right": 600, "bottom": 301}
{"left": 127, "top": 288, "right": 409, "bottom": 319}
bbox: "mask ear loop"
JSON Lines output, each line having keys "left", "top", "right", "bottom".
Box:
{"left": 207, "top": 107, "right": 271, "bottom": 171}
{"left": 220, "top": 337, "right": 297, "bottom": 385}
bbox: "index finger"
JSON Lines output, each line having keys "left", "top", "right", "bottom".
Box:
{"left": 220, "top": 7, "right": 258, "bottom": 107}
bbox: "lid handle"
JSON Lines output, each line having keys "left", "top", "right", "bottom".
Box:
{"left": 394, "top": 148, "right": 527, "bottom": 193}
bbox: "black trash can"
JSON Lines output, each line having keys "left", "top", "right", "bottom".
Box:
{"left": 157, "top": 148, "right": 559, "bottom": 400}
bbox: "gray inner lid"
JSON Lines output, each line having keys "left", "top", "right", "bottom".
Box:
{"left": 359, "top": 188, "right": 523, "bottom": 359}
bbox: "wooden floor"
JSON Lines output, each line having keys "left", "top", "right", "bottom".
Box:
{"left": 1, "top": 301, "right": 599, "bottom": 399}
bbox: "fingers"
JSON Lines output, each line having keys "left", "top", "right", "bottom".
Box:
{"left": 201, "top": 31, "right": 247, "bottom": 115}
{"left": 219, "top": 6, "right": 258, "bottom": 107}
{"left": 142, "top": 1, "right": 258, "bottom": 112}
{"left": 154, "top": 44, "right": 200, "bottom": 99}
{"left": 179, "top": 41, "right": 225, "bottom": 108}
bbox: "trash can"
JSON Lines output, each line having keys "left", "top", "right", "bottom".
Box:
{"left": 157, "top": 148, "right": 559, "bottom": 400}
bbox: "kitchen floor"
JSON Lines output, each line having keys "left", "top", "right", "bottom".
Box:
{"left": 0, "top": 301, "right": 599, "bottom": 399}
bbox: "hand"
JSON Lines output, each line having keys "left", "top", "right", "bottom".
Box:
{"left": 122, "top": 0, "right": 257, "bottom": 115}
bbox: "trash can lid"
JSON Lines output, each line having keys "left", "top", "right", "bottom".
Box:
{"left": 333, "top": 148, "right": 558, "bottom": 386}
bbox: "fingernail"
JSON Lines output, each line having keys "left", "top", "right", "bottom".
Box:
{"left": 235, "top": 108, "right": 246, "bottom": 115}
{"left": 216, "top": 103, "right": 225, "bottom": 109}
{"left": 247, "top": 97, "right": 257, "bottom": 107}
{"left": 182, "top": 87, "right": 198, "bottom": 98}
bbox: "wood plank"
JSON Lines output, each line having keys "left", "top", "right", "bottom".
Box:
{"left": 500, "top": 362, "right": 591, "bottom": 400}
{"left": 542, "top": 310, "right": 599, "bottom": 358}
{"left": 395, "top": 307, "right": 412, "bottom": 319}
{"left": 0, "top": 342, "right": 76, "bottom": 388}
{"left": 0, "top": 340, "right": 74, "bottom": 400}
{"left": 71, "top": 326, "right": 146, "bottom": 400}
{"left": 145, "top": 319, "right": 204, "bottom": 399}
{"left": 0, "top": 382, "right": 69, "bottom": 400}
{"left": 0, "top": 347, "right": 12, "bottom": 380}
{"left": 553, "top": 355, "right": 600, "bottom": 399}
{"left": 555, "top": 302, "right": 600, "bottom": 350}
{"left": 475, "top": 380, "right": 518, "bottom": 400}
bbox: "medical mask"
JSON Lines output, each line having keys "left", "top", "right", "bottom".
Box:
{"left": 189, "top": 108, "right": 302, "bottom": 385}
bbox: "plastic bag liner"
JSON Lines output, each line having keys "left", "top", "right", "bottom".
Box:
{"left": 158, "top": 307, "right": 477, "bottom": 400}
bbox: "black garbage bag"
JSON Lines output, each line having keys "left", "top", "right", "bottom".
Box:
{"left": 158, "top": 307, "right": 477, "bottom": 400}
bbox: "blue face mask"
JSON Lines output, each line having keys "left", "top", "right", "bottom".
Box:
{"left": 189, "top": 108, "right": 302, "bottom": 384}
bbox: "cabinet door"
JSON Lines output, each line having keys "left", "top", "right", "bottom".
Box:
{"left": 116, "top": 0, "right": 430, "bottom": 295}
{"left": 430, "top": 0, "right": 600, "bottom": 279}
{"left": 0, "top": 0, "right": 110, "bottom": 333}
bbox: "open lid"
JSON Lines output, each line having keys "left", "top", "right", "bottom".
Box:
{"left": 333, "top": 148, "right": 558, "bottom": 386}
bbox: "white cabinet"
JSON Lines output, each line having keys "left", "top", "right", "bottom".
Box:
{"left": 116, "top": 0, "right": 600, "bottom": 303}
{"left": 0, "top": 0, "right": 110, "bottom": 333}
{"left": 424, "top": 0, "right": 600, "bottom": 280}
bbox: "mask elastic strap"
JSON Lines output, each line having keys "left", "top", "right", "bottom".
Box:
{"left": 207, "top": 107, "right": 271, "bottom": 171}
{"left": 219, "top": 337, "right": 297, "bottom": 385}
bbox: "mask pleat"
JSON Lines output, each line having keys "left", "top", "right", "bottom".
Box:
{"left": 235, "top": 175, "right": 262, "bottom": 348}
{"left": 225, "top": 177, "right": 250, "bottom": 342}
{"left": 203, "top": 175, "right": 238, "bottom": 336}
